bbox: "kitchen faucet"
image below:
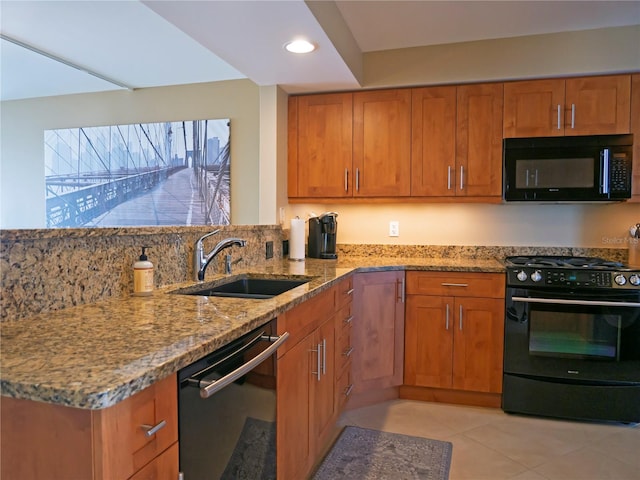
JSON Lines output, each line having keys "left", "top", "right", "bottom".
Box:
{"left": 193, "top": 230, "right": 247, "bottom": 281}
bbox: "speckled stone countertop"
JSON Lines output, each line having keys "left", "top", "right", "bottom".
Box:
{"left": 0, "top": 256, "right": 504, "bottom": 410}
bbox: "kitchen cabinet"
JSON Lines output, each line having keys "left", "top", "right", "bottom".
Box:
{"left": 0, "top": 373, "right": 178, "bottom": 480}
{"left": 403, "top": 272, "right": 504, "bottom": 407}
{"left": 350, "top": 271, "right": 405, "bottom": 407}
{"left": 631, "top": 74, "right": 640, "bottom": 202}
{"left": 504, "top": 75, "right": 631, "bottom": 137}
{"left": 455, "top": 83, "right": 504, "bottom": 198}
{"left": 411, "top": 83, "right": 503, "bottom": 199}
{"left": 288, "top": 93, "right": 353, "bottom": 198}
{"left": 334, "top": 276, "right": 355, "bottom": 410}
{"left": 288, "top": 89, "right": 412, "bottom": 200}
{"left": 353, "top": 89, "right": 412, "bottom": 197}
{"left": 276, "top": 284, "right": 340, "bottom": 480}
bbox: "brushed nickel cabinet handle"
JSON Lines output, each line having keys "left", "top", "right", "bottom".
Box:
{"left": 445, "top": 304, "right": 450, "bottom": 330}
{"left": 571, "top": 104, "right": 576, "bottom": 129}
{"left": 344, "top": 384, "right": 354, "bottom": 397}
{"left": 322, "top": 338, "right": 327, "bottom": 375}
{"left": 311, "top": 342, "right": 321, "bottom": 381}
{"left": 447, "top": 166, "right": 452, "bottom": 190}
{"left": 343, "top": 346, "right": 354, "bottom": 357}
{"left": 459, "top": 305, "right": 463, "bottom": 331}
{"left": 557, "top": 104, "right": 561, "bottom": 130}
{"left": 344, "top": 315, "right": 354, "bottom": 325}
{"left": 141, "top": 420, "right": 166, "bottom": 438}
{"left": 346, "top": 288, "right": 354, "bottom": 295}
{"left": 441, "top": 283, "right": 469, "bottom": 287}
{"left": 344, "top": 168, "right": 348, "bottom": 192}
{"left": 460, "top": 166, "right": 464, "bottom": 190}
{"left": 356, "top": 168, "right": 360, "bottom": 192}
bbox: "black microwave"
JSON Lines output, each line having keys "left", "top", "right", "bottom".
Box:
{"left": 503, "top": 134, "right": 633, "bottom": 202}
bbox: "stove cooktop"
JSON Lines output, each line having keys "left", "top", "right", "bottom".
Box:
{"left": 505, "top": 256, "right": 640, "bottom": 289}
{"left": 505, "top": 256, "right": 626, "bottom": 270}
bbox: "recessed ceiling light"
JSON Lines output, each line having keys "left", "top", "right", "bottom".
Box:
{"left": 284, "top": 39, "right": 316, "bottom": 54}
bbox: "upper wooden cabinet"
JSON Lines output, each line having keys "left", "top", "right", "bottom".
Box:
{"left": 353, "top": 89, "right": 412, "bottom": 197}
{"left": 504, "top": 75, "right": 631, "bottom": 138}
{"left": 456, "top": 83, "right": 504, "bottom": 198}
{"left": 288, "top": 89, "right": 411, "bottom": 199}
{"left": 411, "top": 83, "right": 503, "bottom": 199}
{"left": 288, "top": 93, "right": 353, "bottom": 198}
{"left": 631, "top": 74, "right": 640, "bottom": 202}
{"left": 411, "top": 86, "right": 457, "bottom": 196}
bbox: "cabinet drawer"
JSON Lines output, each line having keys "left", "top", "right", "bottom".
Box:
{"left": 336, "top": 369, "right": 353, "bottom": 411}
{"left": 277, "top": 286, "right": 336, "bottom": 356}
{"left": 335, "top": 323, "right": 353, "bottom": 375}
{"left": 406, "top": 271, "right": 505, "bottom": 298}
{"left": 128, "top": 442, "right": 179, "bottom": 480}
{"left": 336, "top": 277, "right": 354, "bottom": 308}
{"left": 95, "top": 374, "right": 178, "bottom": 480}
{"left": 335, "top": 303, "right": 353, "bottom": 338}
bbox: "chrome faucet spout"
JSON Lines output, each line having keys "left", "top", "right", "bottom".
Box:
{"left": 193, "top": 231, "right": 246, "bottom": 281}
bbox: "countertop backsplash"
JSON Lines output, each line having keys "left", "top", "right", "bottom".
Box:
{"left": 0, "top": 225, "right": 283, "bottom": 321}
{"left": 0, "top": 225, "right": 627, "bottom": 322}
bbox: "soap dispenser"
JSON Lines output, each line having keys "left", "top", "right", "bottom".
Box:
{"left": 133, "top": 247, "right": 154, "bottom": 296}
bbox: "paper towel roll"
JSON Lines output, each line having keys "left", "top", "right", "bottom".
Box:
{"left": 290, "top": 218, "right": 305, "bottom": 261}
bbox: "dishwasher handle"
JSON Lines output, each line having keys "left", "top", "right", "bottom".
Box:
{"left": 198, "top": 332, "right": 289, "bottom": 399}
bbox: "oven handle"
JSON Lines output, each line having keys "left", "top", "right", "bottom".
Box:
{"left": 512, "top": 296, "right": 640, "bottom": 308}
{"left": 197, "top": 332, "right": 289, "bottom": 399}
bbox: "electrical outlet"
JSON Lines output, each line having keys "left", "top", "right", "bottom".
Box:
{"left": 265, "top": 241, "right": 274, "bottom": 259}
{"left": 389, "top": 221, "right": 399, "bottom": 237}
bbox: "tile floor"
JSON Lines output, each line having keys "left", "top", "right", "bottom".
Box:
{"left": 338, "top": 400, "right": 640, "bottom": 480}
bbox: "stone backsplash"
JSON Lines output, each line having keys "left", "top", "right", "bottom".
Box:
{"left": 1, "top": 225, "right": 628, "bottom": 322}
{"left": 0, "top": 225, "right": 283, "bottom": 321}
{"left": 336, "top": 244, "right": 629, "bottom": 262}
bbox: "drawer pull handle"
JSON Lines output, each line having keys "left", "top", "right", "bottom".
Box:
{"left": 343, "top": 346, "right": 354, "bottom": 357}
{"left": 441, "top": 283, "right": 469, "bottom": 287}
{"left": 344, "top": 315, "right": 354, "bottom": 325}
{"left": 344, "top": 384, "right": 354, "bottom": 397}
{"left": 141, "top": 419, "right": 166, "bottom": 438}
{"left": 346, "top": 288, "right": 354, "bottom": 295}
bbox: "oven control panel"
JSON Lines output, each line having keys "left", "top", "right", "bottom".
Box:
{"left": 508, "top": 268, "right": 640, "bottom": 289}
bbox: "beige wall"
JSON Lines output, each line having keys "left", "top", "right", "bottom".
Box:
{"left": 0, "top": 79, "right": 260, "bottom": 228}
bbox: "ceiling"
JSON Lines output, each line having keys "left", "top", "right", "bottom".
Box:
{"left": 1, "top": 0, "right": 639, "bottom": 101}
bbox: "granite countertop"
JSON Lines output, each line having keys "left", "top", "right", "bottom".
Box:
{"left": 0, "top": 256, "right": 504, "bottom": 410}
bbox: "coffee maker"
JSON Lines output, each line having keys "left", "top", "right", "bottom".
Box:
{"left": 308, "top": 212, "right": 338, "bottom": 259}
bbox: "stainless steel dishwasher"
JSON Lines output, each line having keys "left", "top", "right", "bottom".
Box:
{"left": 178, "top": 319, "right": 288, "bottom": 480}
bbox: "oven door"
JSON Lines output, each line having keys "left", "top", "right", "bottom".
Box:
{"left": 504, "top": 288, "right": 640, "bottom": 384}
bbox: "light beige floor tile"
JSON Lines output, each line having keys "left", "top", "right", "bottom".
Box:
{"left": 447, "top": 433, "right": 529, "bottom": 480}
{"left": 462, "top": 416, "right": 609, "bottom": 468}
{"left": 588, "top": 425, "right": 640, "bottom": 469}
{"left": 533, "top": 446, "right": 640, "bottom": 480}
{"left": 508, "top": 471, "right": 550, "bottom": 480}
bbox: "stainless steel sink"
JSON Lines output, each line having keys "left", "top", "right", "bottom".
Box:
{"left": 171, "top": 276, "right": 311, "bottom": 299}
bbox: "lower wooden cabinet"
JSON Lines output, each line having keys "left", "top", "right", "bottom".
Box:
{"left": 350, "top": 271, "right": 405, "bottom": 406}
{"left": 277, "top": 281, "right": 347, "bottom": 480}
{"left": 403, "top": 271, "right": 505, "bottom": 406}
{"left": 0, "top": 374, "right": 178, "bottom": 480}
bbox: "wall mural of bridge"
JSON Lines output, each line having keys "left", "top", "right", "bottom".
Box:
{"left": 44, "top": 119, "right": 230, "bottom": 228}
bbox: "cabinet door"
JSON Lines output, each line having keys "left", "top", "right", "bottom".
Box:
{"left": 290, "top": 93, "right": 353, "bottom": 198}
{"left": 353, "top": 89, "right": 411, "bottom": 197}
{"left": 411, "top": 86, "right": 457, "bottom": 196}
{"left": 352, "top": 271, "right": 405, "bottom": 393}
{"left": 404, "top": 295, "right": 454, "bottom": 388}
{"left": 565, "top": 75, "right": 631, "bottom": 136}
{"left": 456, "top": 83, "right": 504, "bottom": 197}
{"left": 309, "top": 318, "right": 337, "bottom": 452}
{"left": 452, "top": 297, "right": 505, "bottom": 394}
{"left": 503, "top": 79, "right": 565, "bottom": 137}
{"left": 631, "top": 74, "right": 640, "bottom": 202}
{"left": 277, "top": 336, "right": 313, "bottom": 480}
